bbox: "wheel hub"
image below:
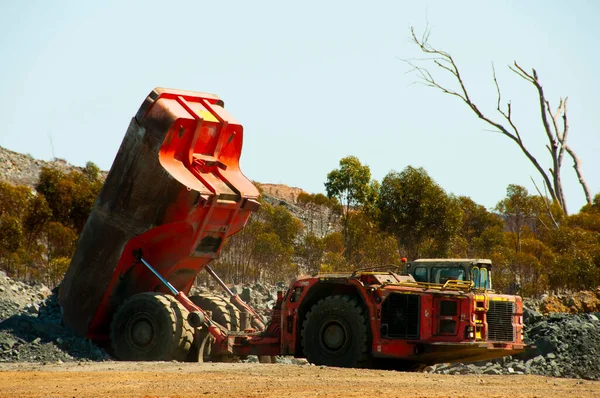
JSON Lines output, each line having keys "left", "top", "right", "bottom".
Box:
{"left": 322, "top": 321, "right": 346, "bottom": 351}
{"left": 131, "top": 320, "right": 153, "bottom": 346}
{"left": 127, "top": 314, "right": 158, "bottom": 350}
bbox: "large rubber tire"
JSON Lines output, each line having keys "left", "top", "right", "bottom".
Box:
{"left": 189, "top": 294, "right": 241, "bottom": 362}
{"left": 110, "top": 293, "right": 194, "bottom": 361}
{"left": 301, "top": 295, "right": 369, "bottom": 368}
{"left": 186, "top": 329, "right": 210, "bottom": 362}
{"left": 189, "top": 294, "right": 240, "bottom": 331}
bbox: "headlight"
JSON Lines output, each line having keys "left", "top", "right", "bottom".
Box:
{"left": 466, "top": 325, "right": 475, "bottom": 339}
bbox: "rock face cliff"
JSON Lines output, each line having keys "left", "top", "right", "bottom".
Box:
{"left": 259, "top": 183, "right": 305, "bottom": 204}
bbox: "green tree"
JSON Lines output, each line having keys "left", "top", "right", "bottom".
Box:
{"left": 546, "top": 225, "right": 600, "bottom": 291}
{"left": 215, "top": 219, "right": 267, "bottom": 284}
{"left": 23, "top": 194, "right": 53, "bottom": 245}
{"left": 378, "top": 166, "right": 461, "bottom": 259}
{"left": 344, "top": 211, "right": 400, "bottom": 268}
{"left": 46, "top": 257, "right": 71, "bottom": 289}
{"left": 36, "top": 166, "right": 102, "bottom": 233}
{"left": 321, "top": 251, "right": 349, "bottom": 272}
{"left": 323, "top": 232, "right": 344, "bottom": 254}
{"left": 0, "top": 215, "right": 25, "bottom": 278}
{"left": 495, "top": 185, "right": 545, "bottom": 252}
{"left": 457, "top": 196, "right": 504, "bottom": 257}
{"left": 296, "top": 233, "right": 326, "bottom": 275}
{"left": 0, "top": 215, "right": 23, "bottom": 254}
{"left": 569, "top": 193, "right": 600, "bottom": 234}
{"left": 83, "top": 161, "right": 101, "bottom": 181}
{"left": 325, "top": 156, "right": 374, "bottom": 259}
{"left": 580, "top": 193, "right": 600, "bottom": 214}
{"left": 214, "top": 201, "right": 302, "bottom": 284}
{"left": 0, "top": 164, "right": 103, "bottom": 284}
{"left": 44, "top": 221, "right": 77, "bottom": 263}
{"left": 260, "top": 204, "right": 303, "bottom": 247}
{"left": 0, "top": 181, "right": 32, "bottom": 220}
{"left": 253, "top": 232, "right": 294, "bottom": 282}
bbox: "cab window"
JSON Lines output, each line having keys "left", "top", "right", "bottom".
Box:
{"left": 432, "top": 267, "right": 465, "bottom": 284}
{"left": 413, "top": 267, "right": 428, "bottom": 282}
{"left": 472, "top": 267, "right": 480, "bottom": 289}
{"left": 480, "top": 268, "right": 490, "bottom": 290}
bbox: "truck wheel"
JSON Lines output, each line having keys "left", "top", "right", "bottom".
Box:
{"left": 189, "top": 294, "right": 240, "bottom": 361}
{"left": 186, "top": 329, "right": 210, "bottom": 362}
{"left": 189, "top": 294, "right": 240, "bottom": 331}
{"left": 301, "top": 295, "right": 369, "bottom": 368}
{"left": 110, "top": 293, "right": 194, "bottom": 361}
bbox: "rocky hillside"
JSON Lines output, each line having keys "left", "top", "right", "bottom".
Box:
{"left": 0, "top": 146, "right": 107, "bottom": 189}
{"left": 258, "top": 183, "right": 306, "bottom": 204}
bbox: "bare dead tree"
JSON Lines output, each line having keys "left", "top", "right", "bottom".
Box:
{"left": 406, "top": 27, "right": 593, "bottom": 215}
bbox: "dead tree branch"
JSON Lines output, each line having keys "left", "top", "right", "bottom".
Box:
{"left": 407, "top": 26, "right": 593, "bottom": 215}
{"left": 531, "top": 177, "right": 559, "bottom": 229}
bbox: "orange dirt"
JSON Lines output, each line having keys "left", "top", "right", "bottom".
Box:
{"left": 1, "top": 361, "right": 599, "bottom": 398}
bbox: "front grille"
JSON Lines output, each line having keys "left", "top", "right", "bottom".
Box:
{"left": 487, "top": 301, "right": 515, "bottom": 342}
{"left": 380, "top": 294, "right": 420, "bottom": 339}
{"left": 439, "top": 319, "right": 456, "bottom": 334}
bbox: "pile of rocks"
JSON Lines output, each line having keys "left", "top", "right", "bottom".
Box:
{"left": 0, "top": 271, "right": 108, "bottom": 363}
{"left": 191, "top": 281, "right": 286, "bottom": 321}
{"left": 233, "top": 282, "right": 286, "bottom": 317}
{"left": 430, "top": 307, "right": 600, "bottom": 380}
{"left": 0, "top": 274, "right": 50, "bottom": 321}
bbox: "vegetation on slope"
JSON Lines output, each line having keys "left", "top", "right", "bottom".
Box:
{"left": 0, "top": 155, "right": 598, "bottom": 297}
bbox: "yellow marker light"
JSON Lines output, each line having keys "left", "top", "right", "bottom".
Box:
{"left": 196, "top": 109, "right": 219, "bottom": 123}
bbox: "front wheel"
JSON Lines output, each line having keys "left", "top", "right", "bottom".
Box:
{"left": 301, "top": 295, "right": 369, "bottom": 368}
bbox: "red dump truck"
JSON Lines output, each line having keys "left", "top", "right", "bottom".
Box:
{"left": 59, "top": 88, "right": 526, "bottom": 368}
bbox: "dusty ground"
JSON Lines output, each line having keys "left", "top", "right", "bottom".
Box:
{"left": 0, "top": 362, "right": 599, "bottom": 398}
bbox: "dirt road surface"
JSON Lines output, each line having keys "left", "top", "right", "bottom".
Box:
{"left": 1, "top": 361, "right": 599, "bottom": 398}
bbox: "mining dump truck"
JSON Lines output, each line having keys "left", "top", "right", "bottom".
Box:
{"left": 59, "top": 88, "right": 526, "bottom": 368}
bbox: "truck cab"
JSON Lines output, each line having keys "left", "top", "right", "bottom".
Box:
{"left": 406, "top": 258, "right": 493, "bottom": 291}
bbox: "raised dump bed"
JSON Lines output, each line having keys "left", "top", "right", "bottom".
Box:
{"left": 59, "top": 88, "right": 259, "bottom": 340}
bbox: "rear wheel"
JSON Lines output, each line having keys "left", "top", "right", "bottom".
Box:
{"left": 301, "top": 295, "right": 369, "bottom": 368}
{"left": 189, "top": 294, "right": 241, "bottom": 361}
{"left": 110, "top": 293, "right": 194, "bottom": 361}
{"left": 186, "top": 328, "right": 210, "bottom": 362}
{"left": 189, "top": 294, "right": 240, "bottom": 331}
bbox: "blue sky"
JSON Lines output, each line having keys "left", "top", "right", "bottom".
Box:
{"left": 1, "top": 1, "right": 598, "bottom": 212}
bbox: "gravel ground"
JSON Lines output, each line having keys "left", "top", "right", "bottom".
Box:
{"left": 2, "top": 361, "right": 600, "bottom": 398}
